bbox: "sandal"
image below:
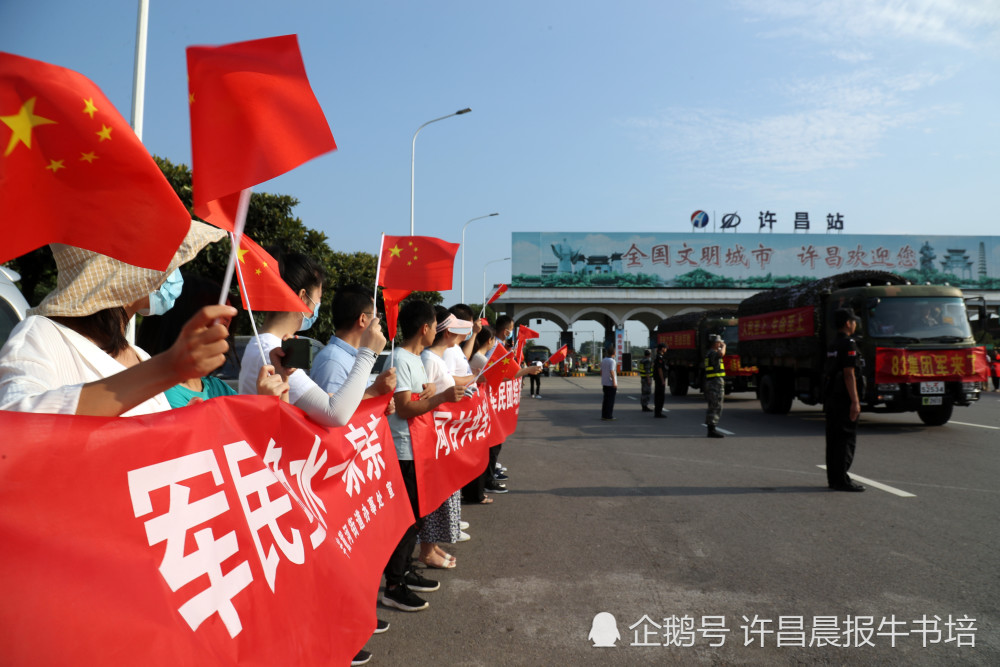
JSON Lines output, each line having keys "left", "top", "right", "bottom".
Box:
{"left": 477, "top": 496, "right": 494, "bottom": 504}
{"left": 419, "top": 554, "right": 457, "bottom": 569}
{"left": 433, "top": 546, "right": 456, "bottom": 563}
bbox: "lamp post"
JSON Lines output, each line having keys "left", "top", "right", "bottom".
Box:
{"left": 410, "top": 108, "right": 471, "bottom": 235}
{"left": 461, "top": 212, "right": 499, "bottom": 303}
{"left": 483, "top": 257, "right": 510, "bottom": 308}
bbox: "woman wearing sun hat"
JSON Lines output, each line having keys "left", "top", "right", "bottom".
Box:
{"left": 0, "top": 221, "right": 243, "bottom": 417}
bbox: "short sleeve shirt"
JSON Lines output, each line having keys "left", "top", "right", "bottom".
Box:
{"left": 443, "top": 344, "right": 473, "bottom": 376}
{"left": 310, "top": 336, "right": 358, "bottom": 393}
{"left": 387, "top": 348, "right": 428, "bottom": 460}
{"left": 239, "top": 333, "right": 319, "bottom": 404}
{"left": 164, "top": 375, "right": 236, "bottom": 409}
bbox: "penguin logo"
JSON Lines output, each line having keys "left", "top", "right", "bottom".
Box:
{"left": 588, "top": 612, "right": 620, "bottom": 647}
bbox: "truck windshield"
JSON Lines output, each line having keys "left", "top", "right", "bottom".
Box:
{"left": 721, "top": 324, "right": 738, "bottom": 345}
{"left": 866, "top": 297, "right": 973, "bottom": 341}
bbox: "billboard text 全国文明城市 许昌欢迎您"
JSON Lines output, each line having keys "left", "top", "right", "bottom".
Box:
{"left": 511, "top": 232, "right": 1000, "bottom": 290}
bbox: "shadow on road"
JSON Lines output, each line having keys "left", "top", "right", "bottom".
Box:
{"left": 514, "top": 485, "right": 830, "bottom": 497}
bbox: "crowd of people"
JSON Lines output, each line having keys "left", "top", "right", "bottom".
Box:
{"left": 0, "top": 231, "right": 544, "bottom": 666}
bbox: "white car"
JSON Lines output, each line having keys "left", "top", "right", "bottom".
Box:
{"left": 0, "top": 266, "right": 30, "bottom": 349}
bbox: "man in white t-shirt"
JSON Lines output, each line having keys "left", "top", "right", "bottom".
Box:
{"left": 600, "top": 346, "right": 618, "bottom": 421}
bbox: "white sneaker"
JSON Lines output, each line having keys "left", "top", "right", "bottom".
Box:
{"left": 457, "top": 531, "right": 471, "bottom": 542}
{"left": 459, "top": 521, "right": 470, "bottom": 530}
{"left": 535, "top": 394, "right": 542, "bottom": 398}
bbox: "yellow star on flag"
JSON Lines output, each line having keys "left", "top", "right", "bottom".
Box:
{"left": 95, "top": 124, "right": 112, "bottom": 142}
{"left": 79, "top": 151, "right": 98, "bottom": 163}
{"left": 1, "top": 96, "right": 57, "bottom": 156}
{"left": 255, "top": 268, "right": 262, "bottom": 276}
{"left": 237, "top": 248, "right": 249, "bottom": 263}
{"left": 82, "top": 98, "right": 98, "bottom": 119}
{"left": 389, "top": 245, "right": 402, "bottom": 258}
{"left": 46, "top": 159, "right": 65, "bottom": 173}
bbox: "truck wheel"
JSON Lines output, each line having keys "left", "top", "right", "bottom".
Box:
{"left": 917, "top": 403, "right": 953, "bottom": 426}
{"left": 668, "top": 369, "right": 688, "bottom": 397}
{"left": 759, "top": 374, "right": 792, "bottom": 415}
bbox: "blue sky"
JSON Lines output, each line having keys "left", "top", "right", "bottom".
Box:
{"left": 3, "top": 1, "right": 999, "bottom": 349}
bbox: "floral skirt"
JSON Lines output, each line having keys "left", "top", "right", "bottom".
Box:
{"left": 418, "top": 491, "right": 461, "bottom": 543}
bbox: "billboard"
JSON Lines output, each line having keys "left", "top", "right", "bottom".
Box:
{"left": 511, "top": 232, "right": 1000, "bottom": 290}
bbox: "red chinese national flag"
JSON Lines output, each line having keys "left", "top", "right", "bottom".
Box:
{"left": 481, "top": 343, "right": 518, "bottom": 388}
{"left": 513, "top": 325, "right": 538, "bottom": 365}
{"left": 486, "top": 283, "right": 508, "bottom": 305}
{"left": 547, "top": 344, "right": 568, "bottom": 365}
{"left": 378, "top": 235, "right": 459, "bottom": 291}
{"left": 235, "top": 234, "right": 310, "bottom": 313}
{"left": 187, "top": 35, "right": 336, "bottom": 230}
{"left": 0, "top": 52, "right": 189, "bottom": 269}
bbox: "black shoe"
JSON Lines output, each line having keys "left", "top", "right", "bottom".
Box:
{"left": 404, "top": 570, "right": 440, "bottom": 592}
{"left": 707, "top": 426, "right": 725, "bottom": 438}
{"left": 352, "top": 650, "right": 372, "bottom": 665}
{"left": 830, "top": 482, "right": 865, "bottom": 492}
{"left": 485, "top": 484, "right": 508, "bottom": 494}
{"left": 601, "top": 417, "right": 617, "bottom": 421}
{"left": 380, "top": 585, "right": 428, "bottom": 611}
{"left": 654, "top": 413, "right": 667, "bottom": 418}
{"left": 641, "top": 406, "right": 653, "bottom": 412}
{"left": 494, "top": 472, "right": 509, "bottom": 481}
{"left": 374, "top": 618, "right": 390, "bottom": 634}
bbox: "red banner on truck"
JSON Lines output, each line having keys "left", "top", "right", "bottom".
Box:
{"left": 874, "top": 347, "right": 989, "bottom": 383}
{"left": 738, "top": 306, "right": 814, "bottom": 341}
{"left": 723, "top": 354, "right": 757, "bottom": 377}
{"left": 657, "top": 329, "right": 696, "bottom": 349}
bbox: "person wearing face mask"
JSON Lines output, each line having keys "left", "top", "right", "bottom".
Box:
{"left": 0, "top": 221, "right": 236, "bottom": 416}
{"left": 137, "top": 274, "right": 287, "bottom": 408}
{"left": 237, "top": 250, "right": 386, "bottom": 428}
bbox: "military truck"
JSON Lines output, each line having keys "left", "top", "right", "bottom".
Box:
{"left": 736, "top": 270, "right": 986, "bottom": 425}
{"left": 654, "top": 309, "right": 756, "bottom": 396}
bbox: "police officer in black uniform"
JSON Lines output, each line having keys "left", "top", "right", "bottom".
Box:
{"left": 653, "top": 343, "right": 668, "bottom": 418}
{"left": 824, "top": 308, "right": 865, "bottom": 492}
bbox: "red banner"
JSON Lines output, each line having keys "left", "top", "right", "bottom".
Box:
{"left": 874, "top": 347, "right": 989, "bottom": 383}
{"left": 409, "top": 390, "right": 503, "bottom": 517}
{"left": 738, "top": 306, "right": 814, "bottom": 341}
{"left": 0, "top": 394, "right": 413, "bottom": 667}
{"left": 657, "top": 329, "right": 696, "bottom": 349}
{"left": 723, "top": 353, "right": 757, "bottom": 377}
{"left": 486, "top": 378, "right": 522, "bottom": 444}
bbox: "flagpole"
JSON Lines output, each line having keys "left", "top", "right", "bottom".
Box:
{"left": 228, "top": 233, "right": 270, "bottom": 369}
{"left": 373, "top": 232, "right": 385, "bottom": 306}
{"left": 130, "top": 0, "right": 149, "bottom": 140}
{"left": 218, "top": 188, "right": 252, "bottom": 307}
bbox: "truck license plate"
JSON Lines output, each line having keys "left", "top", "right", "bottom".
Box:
{"left": 920, "top": 381, "right": 944, "bottom": 394}
{"left": 922, "top": 396, "right": 943, "bottom": 406}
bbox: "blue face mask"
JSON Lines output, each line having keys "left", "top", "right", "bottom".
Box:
{"left": 140, "top": 268, "right": 183, "bottom": 316}
{"left": 299, "top": 295, "right": 320, "bottom": 332}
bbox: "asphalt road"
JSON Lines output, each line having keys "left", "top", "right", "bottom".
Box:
{"left": 367, "top": 375, "right": 1000, "bottom": 666}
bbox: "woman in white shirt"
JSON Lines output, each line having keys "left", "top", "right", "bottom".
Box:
{"left": 238, "top": 250, "right": 386, "bottom": 427}
{"left": 0, "top": 222, "right": 243, "bottom": 417}
{"left": 416, "top": 307, "right": 474, "bottom": 568}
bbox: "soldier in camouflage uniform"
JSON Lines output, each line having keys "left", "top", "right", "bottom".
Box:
{"left": 637, "top": 349, "right": 653, "bottom": 412}
{"left": 704, "top": 334, "right": 726, "bottom": 438}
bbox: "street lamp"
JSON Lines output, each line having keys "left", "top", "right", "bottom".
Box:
{"left": 461, "top": 212, "right": 499, "bottom": 303}
{"left": 410, "top": 108, "right": 471, "bottom": 235}
{"left": 483, "top": 257, "right": 511, "bottom": 308}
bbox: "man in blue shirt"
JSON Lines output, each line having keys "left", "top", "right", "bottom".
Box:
{"left": 311, "top": 285, "right": 395, "bottom": 399}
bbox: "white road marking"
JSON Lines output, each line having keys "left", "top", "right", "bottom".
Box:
{"left": 701, "top": 424, "right": 734, "bottom": 435}
{"left": 817, "top": 466, "right": 916, "bottom": 497}
{"left": 949, "top": 421, "right": 1000, "bottom": 431}
{"left": 627, "top": 396, "right": 637, "bottom": 400}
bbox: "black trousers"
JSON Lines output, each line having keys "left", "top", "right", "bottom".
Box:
{"left": 654, "top": 381, "right": 665, "bottom": 415}
{"left": 824, "top": 405, "right": 857, "bottom": 487}
{"left": 384, "top": 460, "right": 422, "bottom": 587}
{"left": 482, "top": 443, "right": 503, "bottom": 488}
{"left": 529, "top": 374, "right": 541, "bottom": 395}
{"left": 602, "top": 385, "right": 617, "bottom": 419}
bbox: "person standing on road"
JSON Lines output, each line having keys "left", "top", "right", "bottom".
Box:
{"left": 653, "top": 343, "right": 667, "bottom": 418}
{"left": 637, "top": 349, "right": 653, "bottom": 412}
{"left": 600, "top": 346, "right": 618, "bottom": 421}
{"left": 824, "top": 308, "right": 865, "bottom": 492}
{"left": 704, "top": 334, "right": 726, "bottom": 438}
